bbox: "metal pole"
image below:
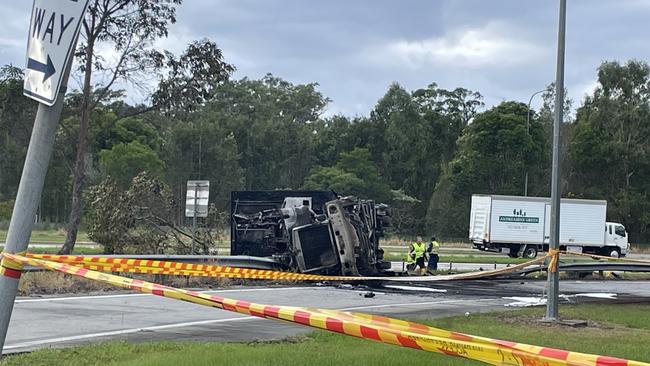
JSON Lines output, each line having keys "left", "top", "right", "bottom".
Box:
{"left": 191, "top": 186, "right": 197, "bottom": 255}
{"left": 0, "top": 60, "right": 73, "bottom": 354}
{"left": 545, "top": 0, "right": 566, "bottom": 321}
{"left": 525, "top": 89, "right": 547, "bottom": 196}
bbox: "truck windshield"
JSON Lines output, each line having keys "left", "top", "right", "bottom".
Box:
{"left": 615, "top": 225, "right": 626, "bottom": 237}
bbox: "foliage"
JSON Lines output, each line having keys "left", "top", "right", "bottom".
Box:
{"left": 0, "top": 65, "right": 38, "bottom": 201}
{"left": 99, "top": 141, "right": 165, "bottom": 187}
{"left": 87, "top": 173, "right": 200, "bottom": 254}
{"left": 304, "top": 148, "right": 392, "bottom": 202}
{"left": 162, "top": 117, "right": 244, "bottom": 213}
{"left": 427, "top": 101, "right": 549, "bottom": 238}
{"left": 0, "top": 200, "right": 13, "bottom": 221}
{"left": 6, "top": 57, "right": 650, "bottom": 243}
{"left": 387, "top": 190, "right": 421, "bottom": 235}
{"left": 87, "top": 172, "right": 226, "bottom": 254}
{"left": 61, "top": 0, "right": 235, "bottom": 253}
{"left": 569, "top": 60, "right": 650, "bottom": 241}
{"left": 205, "top": 74, "right": 329, "bottom": 190}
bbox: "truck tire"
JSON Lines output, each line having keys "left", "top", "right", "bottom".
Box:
{"left": 507, "top": 244, "right": 521, "bottom": 258}
{"left": 606, "top": 248, "right": 621, "bottom": 258}
{"left": 522, "top": 246, "right": 538, "bottom": 259}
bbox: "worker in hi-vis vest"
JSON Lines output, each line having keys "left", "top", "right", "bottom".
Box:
{"left": 409, "top": 236, "right": 427, "bottom": 275}
{"left": 427, "top": 235, "right": 440, "bottom": 273}
{"left": 404, "top": 251, "right": 416, "bottom": 272}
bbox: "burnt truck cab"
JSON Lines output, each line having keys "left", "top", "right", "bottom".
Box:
{"left": 230, "top": 190, "right": 390, "bottom": 276}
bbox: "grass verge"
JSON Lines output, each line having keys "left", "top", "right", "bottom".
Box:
{"left": 0, "top": 229, "right": 90, "bottom": 244}
{"left": 0, "top": 246, "right": 103, "bottom": 255}
{"left": 2, "top": 303, "right": 648, "bottom": 365}
{"left": 383, "top": 254, "right": 530, "bottom": 264}
{"left": 384, "top": 253, "right": 596, "bottom": 265}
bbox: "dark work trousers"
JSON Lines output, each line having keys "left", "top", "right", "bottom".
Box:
{"left": 427, "top": 254, "right": 439, "bottom": 271}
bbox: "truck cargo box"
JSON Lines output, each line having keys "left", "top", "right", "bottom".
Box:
{"left": 469, "top": 194, "right": 628, "bottom": 258}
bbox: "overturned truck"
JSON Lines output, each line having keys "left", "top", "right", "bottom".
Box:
{"left": 231, "top": 191, "right": 391, "bottom": 276}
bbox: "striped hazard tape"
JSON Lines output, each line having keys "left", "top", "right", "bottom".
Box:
{"left": 0, "top": 253, "right": 23, "bottom": 279}
{"left": 22, "top": 253, "right": 550, "bottom": 282}
{"left": 24, "top": 254, "right": 364, "bottom": 281}
{"left": 4, "top": 252, "right": 648, "bottom": 366}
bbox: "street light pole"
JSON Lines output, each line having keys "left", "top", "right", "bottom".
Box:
{"left": 525, "top": 89, "right": 547, "bottom": 197}
{"left": 546, "top": 0, "right": 567, "bottom": 321}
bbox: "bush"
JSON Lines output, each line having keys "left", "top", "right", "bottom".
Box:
{"left": 0, "top": 200, "right": 13, "bottom": 221}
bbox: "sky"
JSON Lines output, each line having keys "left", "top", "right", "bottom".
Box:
{"left": 2, "top": 0, "right": 650, "bottom": 117}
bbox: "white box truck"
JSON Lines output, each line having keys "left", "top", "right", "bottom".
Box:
{"left": 469, "top": 194, "right": 629, "bottom": 258}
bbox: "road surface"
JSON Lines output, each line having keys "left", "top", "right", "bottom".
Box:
{"left": 5, "top": 280, "right": 650, "bottom": 354}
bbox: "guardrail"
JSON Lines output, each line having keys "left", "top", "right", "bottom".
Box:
{"left": 19, "top": 255, "right": 284, "bottom": 272}
{"left": 16, "top": 254, "right": 650, "bottom": 277}
{"left": 511, "top": 261, "right": 650, "bottom": 277}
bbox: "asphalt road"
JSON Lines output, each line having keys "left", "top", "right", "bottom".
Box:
{"left": 5, "top": 280, "right": 650, "bottom": 355}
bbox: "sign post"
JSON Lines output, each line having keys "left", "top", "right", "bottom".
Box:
{"left": 0, "top": 0, "right": 89, "bottom": 355}
{"left": 185, "top": 181, "right": 210, "bottom": 255}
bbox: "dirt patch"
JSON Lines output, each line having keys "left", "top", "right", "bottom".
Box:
{"left": 18, "top": 272, "right": 116, "bottom": 296}
{"left": 491, "top": 312, "right": 617, "bottom": 331}
{"left": 17, "top": 271, "right": 307, "bottom": 296}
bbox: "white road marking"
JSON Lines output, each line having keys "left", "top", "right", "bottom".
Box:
{"left": 5, "top": 298, "right": 499, "bottom": 350}
{"left": 15, "top": 287, "right": 320, "bottom": 303}
{"left": 383, "top": 285, "right": 447, "bottom": 293}
{"left": 3, "top": 316, "right": 255, "bottom": 350}
{"left": 339, "top": 298, "right": 496, "bottom": 311}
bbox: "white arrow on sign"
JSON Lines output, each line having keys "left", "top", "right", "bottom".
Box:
{"left": 23, "top": 0, "right": 90, "bottom": 106}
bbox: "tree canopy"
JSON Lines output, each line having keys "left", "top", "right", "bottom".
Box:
{"left": 3, "top": 58, "right": 650, "bottom": 244}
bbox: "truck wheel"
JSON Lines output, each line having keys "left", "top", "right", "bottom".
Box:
{"left": 607, "top": 248, "right": 621, "bottom": 258}
{"left": 522, "top": 246, "right": 538, "bottom": 259}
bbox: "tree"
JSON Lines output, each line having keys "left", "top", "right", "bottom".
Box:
{"left": 86, "top": 173, "right": 218, "bottom": 254}
{"left": 99, "top": 141, "right": 165, "bottom": 187}
{"left": 163, "top": 118, "right": 245, "bottom": 215}
{"left": 371, "top": 83, "right": 427, "bottom": 198}
{"left": 0, "top": 66, "right": 38, "bottom": 202}
{"left": 60, "top": 0, "right": 234, "bottom": 254}
{"left": 304, "top": 148, "right": 392, "bottom": 202}
{"left": 202, "top": 74, "right": 329, "bottom": 190}
{"left": 311, "top": 115, "right": 356, "bottom": 167}
{"left": 569, "top": 60, "right": 650, "bottom": 241}
{"left": 427, "top": 101, "right": 548, "bottom": 238}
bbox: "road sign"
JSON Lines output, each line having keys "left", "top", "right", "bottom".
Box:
{"left": 186, "top": 181, "right": 210, "bottom": 218}
{"left": 23, "top": 0, "right": 90, "bottom": 106}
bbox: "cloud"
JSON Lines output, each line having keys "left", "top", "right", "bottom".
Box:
{"left": 365, "top": 21, "right": 546, "bottom": 69}
{"left": 571, "top": 79, "right": 599, "bottom": 105}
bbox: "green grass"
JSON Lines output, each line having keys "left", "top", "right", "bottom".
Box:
{"left": 0, "top": 229, "right": 90, "bottom": 244}
{"left": 383, "top": 253, "right": 530, "bottom": 264}
{"left": 384, "top": 253, "right": 594, "bottom": 265}
{"left": 0, "top": 246, "right": 103, "bottom": 255}
{"left": 2, "top": 303, "right": 649, "bottom": 366}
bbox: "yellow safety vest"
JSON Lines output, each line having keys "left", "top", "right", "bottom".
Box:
{"left": 429, "top": 241, "right": 440, "bottom": 254}
{"left": 404, "top": 252, "right": 415, "bottom": 264}
{"left": 412, "top": 242, "right": 426, "bottom": 259}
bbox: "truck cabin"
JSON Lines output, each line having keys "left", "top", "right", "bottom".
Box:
{"left": 606, "top": 222, "right": 627, "bottom": 239}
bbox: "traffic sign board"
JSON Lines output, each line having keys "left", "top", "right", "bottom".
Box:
{"left": 186, "top": 181, "right": 210, "bottom": 218}
{"left": 23, "top": 0, "right": 90, "bottom": 106}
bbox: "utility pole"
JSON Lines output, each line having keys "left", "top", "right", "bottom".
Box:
{"left": 524, "top": 89, "right": 547, "bottom": 196}
{"left": 546, "top": 0, "right": 567, "bottom": 321}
